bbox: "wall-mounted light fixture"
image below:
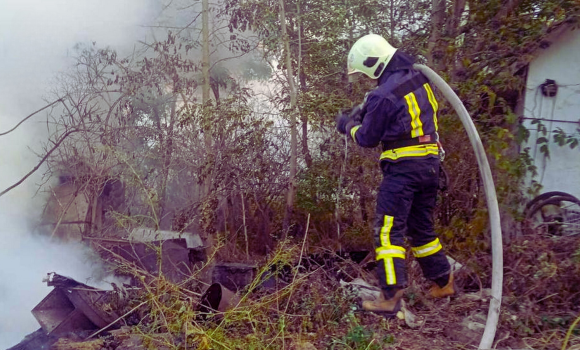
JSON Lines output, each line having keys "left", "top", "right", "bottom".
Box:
{"left": 540, "top": 79, "right": 558, "bottom": 97}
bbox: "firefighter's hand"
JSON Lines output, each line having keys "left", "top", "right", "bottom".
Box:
{"left": 350, "top": 104, "right": 363, "bottom": 123}
{"left": 335, "top": 112, "right": 351, "bottom": 134}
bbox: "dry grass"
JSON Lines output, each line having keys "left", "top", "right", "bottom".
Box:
{"left": 73, "top": 233, "right": 580, "bottom": 350}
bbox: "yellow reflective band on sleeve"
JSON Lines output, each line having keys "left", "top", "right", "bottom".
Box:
{"left": 405, "top": 92, "right": 424, "bottom": 138}
{"left": 424, "top": 83, "right": 439, "bottom": 132}
{"left": 350, "top": 125, "right": 361, "bottom": 142}
{"left": 411, "top": 238, "right": 443, "bottom": 258}
{"left": 380, "top": 144, "right": 439, "bottom": 161}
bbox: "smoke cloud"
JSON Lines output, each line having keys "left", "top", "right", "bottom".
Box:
{"left": 0, "top": 1, "right": 157, "bottom": 347}
{"left": 0, "top": 220, "right": 119, "bottom": 348}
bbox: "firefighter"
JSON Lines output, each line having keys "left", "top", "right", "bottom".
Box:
{"left": 336, "top": 34, "right": 455, "bottom": 315}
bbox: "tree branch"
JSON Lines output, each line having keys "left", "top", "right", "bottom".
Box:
{"left": 0, "top": 129, "right": 78, "bottom": 198}
{"left": 0, "top": 98, "right": 64, "bottom": 136}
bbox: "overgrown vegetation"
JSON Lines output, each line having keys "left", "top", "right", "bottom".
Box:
{"left": 82, "top": 239, "right": 400, "bottom": 350}
{"left": 63, "top": 231, "right": 578, "bottom": 350}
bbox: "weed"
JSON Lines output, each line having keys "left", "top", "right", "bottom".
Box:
{"left": 329, "top": 312, "right": 395, "bottom": 350}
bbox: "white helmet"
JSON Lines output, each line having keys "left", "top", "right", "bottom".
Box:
{"left": 347, "top": 34, "right": 397, "bottom": 80}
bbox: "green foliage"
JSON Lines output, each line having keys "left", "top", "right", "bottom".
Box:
{"left": 573, "top": 246, "right": 580, "bottom": 264}
{"left": 531, "top": 118, "right": 551, "bottom": 158}
{"left": 329, "top": 312, "right": 395, "bottom": 350}
{"left": 553, "top": 127, "right": 580, "bottom": 149}
{"left": 296, "top": 168, "right": 337, "bottom": 216}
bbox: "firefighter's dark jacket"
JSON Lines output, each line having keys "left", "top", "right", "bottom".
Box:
{"left": 346, "top": 51, "right": 440, "bottom": 162}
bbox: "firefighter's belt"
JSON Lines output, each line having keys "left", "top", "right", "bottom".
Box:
{"left": 382, "top": 133, "right": 438, "bottom": 151}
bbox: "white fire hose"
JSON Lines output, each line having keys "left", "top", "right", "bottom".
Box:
{"left": 414, "top": 64, "right": 504, "bottom": 350}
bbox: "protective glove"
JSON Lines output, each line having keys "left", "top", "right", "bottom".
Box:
{"left": 336, "top": 104, "right": 364, "bottom": 134}
{"left": 350, "top": 104, "right": 364, "bottom": 123}
{"left": 335, "top": 112, "right": 351, "bottom": 134}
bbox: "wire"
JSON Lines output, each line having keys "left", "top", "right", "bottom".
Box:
{"left": 525, "top": 82, "right": 580, "bottom": 91}
{"left": 556, "top": 83, "right": 580, "bottom": 87}
{"left": 533, "top": 87, "right": 544, "bottom": 160}
{"left": 539, "top": 92, "right": 558, "bottom": 184}
{"left": 520, "top": 117, "right": 580, "bottom": 125}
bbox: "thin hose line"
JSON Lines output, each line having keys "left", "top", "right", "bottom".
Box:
{"left": 336, "top": 133, "right": 348, "bottom": 243}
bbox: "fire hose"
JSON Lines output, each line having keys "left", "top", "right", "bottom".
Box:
{"left": 414, "top": 64, "right": 503, "bottom": 350}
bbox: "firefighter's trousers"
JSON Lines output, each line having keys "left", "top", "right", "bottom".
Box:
{"left": 374, "top": 157, "right": 450, "bottom": 293}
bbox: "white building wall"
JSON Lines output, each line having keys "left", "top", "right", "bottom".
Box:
{"left": 522, "top": 27, "right": 580, "bottom": 199}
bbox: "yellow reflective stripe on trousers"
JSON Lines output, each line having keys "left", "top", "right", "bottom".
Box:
{"left": 380, "top": 144, "right": 439, "bottom": 161}
{"left": 379, "top": 215, "right": 394, "bottom": 247}
{"left": 423, "top": 83, "right": 439, "bottom": 132}
{"left": 411, "top": 238, "right": 443, "bottom": 258}
{"left": 404, "top": 92, "right": 424, "bottom": 138}
{"left": 350, "top": 125, "right": 361, "bottom": 142}
{"left": 377, "top": 215, "right": 405, "bottom": 285}
{"left": 376, "top": 247, "right": 405, "bottom": 260}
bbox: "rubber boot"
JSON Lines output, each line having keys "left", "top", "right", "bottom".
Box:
{"left": 429, "top": 273, "right": 456, "bottom": 298}
{"left": 362, "top": 289, "right": 404, "bottom": 317}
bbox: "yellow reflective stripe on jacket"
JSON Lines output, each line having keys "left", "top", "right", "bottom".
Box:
{"left": 405, "top": 92, "right": 424, "bottom": 138}
{"left": 411, "top": 238, "right": 443, "bottom": 258}
{"left": 350, "top": 125, "right": 361, "bottom": 142}
{"left": 424, "top": 83, "right": 439, "bottom": 132}
{"left": 376, "top": 215, "right": 404, "bottom": 285}
{"left": 380, "top": 144, "right": 439, "bottom": 161}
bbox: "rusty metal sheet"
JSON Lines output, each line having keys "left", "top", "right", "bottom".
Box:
{"left": 31, "top": 273, "right": 121, "bottom": 336}
{"left": 212, "top": 263, "right": 256, "bottom": 291}
{"left": 65, "top": 287, "right": 119, "bottom": 328}
{"left": 129, "top": 228, "right": 203, "bottom": 248}
{"left": 199, "top": 283, "right": 240, "bottom": 314}
{"left": 31, "top": 288, "right": 96, "bottom": 335}
{"left": 107, "top": 238, "right": 192, "bottom": 283}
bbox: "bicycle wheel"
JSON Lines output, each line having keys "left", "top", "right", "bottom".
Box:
{"left": 525, "top": 195, "right": 580, "bottom": 236}
{"left": 524, "top": 191, "right": 579, "bottom": 212}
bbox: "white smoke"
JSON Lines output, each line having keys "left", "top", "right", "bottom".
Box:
{"left": 0, "top": 1, "right": 157, "bottom": 348}
{"left": 0, "top": 221, "right": 118, "bottom": 348}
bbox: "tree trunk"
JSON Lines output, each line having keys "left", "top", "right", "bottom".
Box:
{"left": 240, "top": 190, "right": 249, "bottom": 259}
{"left": 427, "top": 0, "right": 446, "bottom": 70}
{"left": 447, "top": 0, "right": 467, "bottom": 81}
{"left": 389, "top": 0, "right": 395, "bottom": 41}
{"left": 299, "top": 69, "right": 312, "bottom": 168}
{"left": 202, "top": 0, "right": 210, "bottom": 107}
{"left": 447, "top": 0, "right": 466, "bottom": 38}
{"left": 298, "top": 2, "right": 312, "bottom": 168}
{"left": 495, "top": 0, "right": 523, "bottom": 20}
{"left": 279, "top": 0, "right": 298, "bottom": 232}
{"left": 202, "top": 0, "right": 212, "bottom": 198}
{"left": 158, "top": 98, "right": 176, "bottom": 229}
